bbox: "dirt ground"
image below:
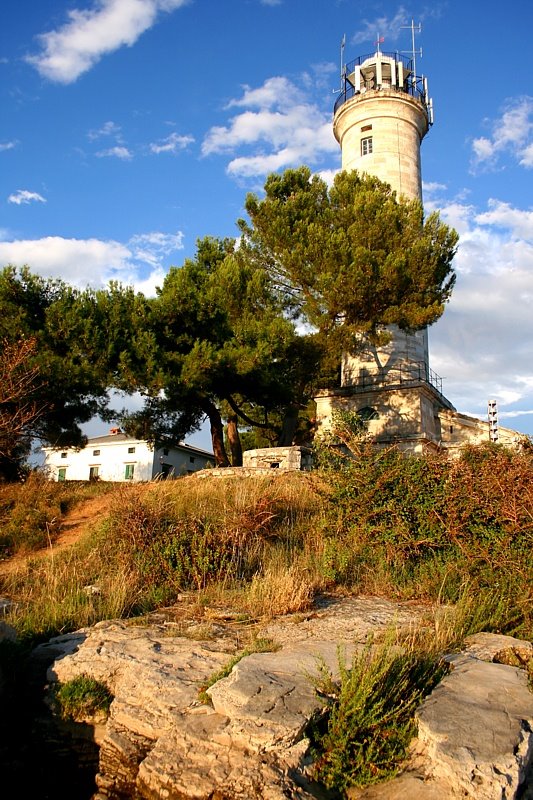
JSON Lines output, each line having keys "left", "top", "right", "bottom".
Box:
{"left": 0, "top": 493, "right": 113, "bottom": 577}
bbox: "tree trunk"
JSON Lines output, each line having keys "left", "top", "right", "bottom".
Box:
{"left": 201, "top": 400, "right": 230, "bottom": 467}
{"left": 226, "top": 413, "right": 243, "bottom": 466}
{"left": 277, "top": 405, "right": 299, "bottom": 446}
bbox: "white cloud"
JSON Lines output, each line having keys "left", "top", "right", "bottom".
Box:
{"left": 129, "top": 231, "right": 184, "bottom": 265}
{"left": 352, "top": 6, "right": 409, "bottom": 46}
{"left": 149, "top": 132, "right": 194, "bottom": 154}
{"left": 7, "top": 189, "right": 46, "bottom": 205}
{"left": 475, "top": 199, "right": 533, "bottom": 241}
{"left": 96, "top": 145, "right": 133, "bottom": 159}
{"left": 429, "top": 196, "right": 533, "bottom": 422}
{"left": 0, "top": 141, "right": 18, "bottom": 152}
{"left": 202, "top": 76, "right": 338, "bottom": 178}
{"left": 0, "top": 230, "right": 184, "bottom": 292}
{"left": 88, "top": 120, "right": 122, "bottom": 140}
{"left": 470, "top": 96, "right": 533, "bottom": 171}
{"left": 26, "top": 0, "right": 189, "bottom": 84}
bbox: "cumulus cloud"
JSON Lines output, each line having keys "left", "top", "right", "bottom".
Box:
{"left": 428, "top": 195, "right": 533, "bottom": 423}
{"left": 88, "top": 120, "right": 122, "bottom": 141}
{"left": 26, "top": 0, "right": 189, "bottom": 84}
{"left": 352, "top": 6, "right": 409, "bottom": 46}
{"left": 470, "top": 96, "right": 533, "bottom": 171}
{"left": 7, "top": 189, "right": 46, "bottom": 205}
{"left": 96, "top": 145, "right": 133, "bottom": 159}
{"left": 0, "top": 229, "right": 184, "bottom": 292}
{"left": 149, "top": 132, "right": 194, "bottom": 154}
{"left": 202, "top": 76, "right": 338, "bottom": 178}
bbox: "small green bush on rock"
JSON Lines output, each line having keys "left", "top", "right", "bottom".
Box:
{"left": 53, "top": 674, "right": 113, "bottom": 722}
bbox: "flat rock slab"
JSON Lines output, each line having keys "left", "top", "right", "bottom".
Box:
{"left": 35, "top": 602, "right": 533, "bottom": 800}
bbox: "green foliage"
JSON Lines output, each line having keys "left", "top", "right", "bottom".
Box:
{"left": 0, "top": 267, "right": 112, "bottom": 475}
{"left": 315, "top": 432, "right": 533, "bottom": 636}
{"left": 310, "top": 636, "right": 447, "bottom": 792}
{"left": 53, "top": 674, "right": 113, "bottom": 721}
{"left": 239, "top": 167, "right": 458, "bottom": 346}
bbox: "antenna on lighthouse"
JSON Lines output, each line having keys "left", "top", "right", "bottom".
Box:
{"left": 400, "top": 18, "right": 422, "bottom": 84}
{"left": 340, "top": 33, "right": 346, "bottom": 90}
{"left": 488, "top": 399, "right": 499, "bottom": 443}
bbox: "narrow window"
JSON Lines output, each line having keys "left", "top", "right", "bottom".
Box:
{"left": 163, "top": 448, "right": 169, "bottom": 456}
{"left": 361, "top": 124, "right": 372, "bottom": 132}
{"left": 361, "top": 136, "right": 373, "bottom": 156}
{"left": 124, "top": 464, "right": 135, "bottom": 480}
{"left": 128, "top": 446, "right": 136, "bottom": 454}
{"left": 89, "top": 466, "right": 100, "bottom": 481}
{"left": 93, "top": 449, "right": 100, "bottom": 456}
{"left": 189, "top": 456, "right": 195, "bottom": 463}
{"left": 58, "top": 467, "right": 67, "bottom": 482}
{"left": 358, "top": 406, "right": 379, "bottom": 420}
{"left": 61, "top": 452, "right": 67, "bottom": 459}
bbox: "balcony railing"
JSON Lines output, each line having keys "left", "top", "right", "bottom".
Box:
{"left": 334, "top": 51, "right": 428, "bottom": 114}
{"left": 342, "top": 360, "right": 444, "bottom": 395}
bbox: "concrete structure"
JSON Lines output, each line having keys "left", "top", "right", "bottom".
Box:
{"left": 315, "top": 46, "right": 523, "bottom": 453}
{"left": 242, "top": 445, "right": 313, "bottom": 471}
{"left": 43, "top": 428, "right": 214, "bottom": 482}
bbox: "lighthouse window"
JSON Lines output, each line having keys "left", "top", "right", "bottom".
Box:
{"left": 361, "top": 136, "right": 373, "bottom": 156}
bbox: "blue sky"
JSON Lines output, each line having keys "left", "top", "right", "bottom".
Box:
{"left": 2, "top": 0, "right": 533, "bottom": 449}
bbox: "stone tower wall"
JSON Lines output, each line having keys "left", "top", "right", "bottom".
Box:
{"left": 333, "top": 89, "right": 428, "bottom": 201}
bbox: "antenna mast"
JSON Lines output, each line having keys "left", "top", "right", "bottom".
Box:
{"left": 340, "top": 33, "right": 346, "bottom": 90}
{"left": 400, "top": 18, "right": 422, "bottom": 82}
{"left": 488, "top": 399, "right": 499, "bottom": 443}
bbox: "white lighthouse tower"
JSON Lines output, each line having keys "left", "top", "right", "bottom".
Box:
{"left": 315, "top": 33, "right": 456, "bottom": 452}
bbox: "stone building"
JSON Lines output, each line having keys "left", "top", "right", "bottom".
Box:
{"left": 314, "top": 45, "right": 522, "bottom": 453}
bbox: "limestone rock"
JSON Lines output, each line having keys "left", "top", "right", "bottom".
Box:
{"left": 37, "top": 605, "right": 533, "bottom": 800}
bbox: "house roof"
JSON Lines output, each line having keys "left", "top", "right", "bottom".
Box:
{"left": 44, "top": 432, "right": 214, "bottom": 459}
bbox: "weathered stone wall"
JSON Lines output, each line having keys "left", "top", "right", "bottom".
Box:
{"left": 334, "top": 89, "right": 428, "bottom": 201}
{"left": 242, "top": 446, "right": 313, "bottom": 471}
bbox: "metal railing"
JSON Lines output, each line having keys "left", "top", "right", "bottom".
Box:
{"left": 343, "top": 361, "right": 444, "bottom": 395}
{"left": 334, "top": 51, "right": 427, "bottom": 114}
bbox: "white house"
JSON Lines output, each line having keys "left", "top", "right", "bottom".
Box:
{"left": 43, "top": 428, "right": 214, "bottom": 482}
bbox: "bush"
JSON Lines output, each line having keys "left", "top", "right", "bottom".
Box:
{"left": 310, "top": 636, "right": 447, "bottom": 792}
{"left": 53, "top": 674, "right": 113, "bottom": 722}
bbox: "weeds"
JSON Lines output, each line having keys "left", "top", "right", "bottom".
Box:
{"left": 309, "top": 633, "right": 447, "bottom": 792}
{"left": 52, "top": 674, "right": 113, "bottom": 722}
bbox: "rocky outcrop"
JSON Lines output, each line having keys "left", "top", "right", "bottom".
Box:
{"left": 34, "top": 597, "right": 533, "bottom": 800}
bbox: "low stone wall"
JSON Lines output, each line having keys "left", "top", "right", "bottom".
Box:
{"left": 242, "top": 446, "right": 313, "bottom": 471}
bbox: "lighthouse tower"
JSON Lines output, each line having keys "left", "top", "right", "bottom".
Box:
{"left": 315, "top": 39, "right": 456, "bottom": 452}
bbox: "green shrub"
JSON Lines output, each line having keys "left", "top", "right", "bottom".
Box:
{"left": 310, "top": 636, "right": 447, "bottom": 792}
{"left": 53, "top": 674, "right": 113, "bottom": 721}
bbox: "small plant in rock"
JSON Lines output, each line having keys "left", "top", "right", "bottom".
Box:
{"left": 53, "top": 674, "right": 113, "bottom": 722}
{"left": 309, "top": 635, "right": 447, "bottom": 793}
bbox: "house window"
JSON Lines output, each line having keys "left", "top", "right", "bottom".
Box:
{"left": 58, "top": 467, "right": 67, "bottom": 482}
{"left": 189, "top": 456, "right": 195, "bottom": 463}
{"left": 361, "top": 136, "right": 373, "bottom": 156}
{"left": 163, "top": 448, "right": 169, "bottom": 456}
{"left": 93, "top": 449, "right": 100, "bottom": 456}
{"left": 128, "top": 446, "right": 136, "bottom": 454}
{"left": 161, "top": 463, "right": 172, "bottom": 478}
{"left": 61, "top": 452, "right": 67, "bottom": 459}
{"left": 358, "top": 406, "right": 379, "bottom": 420}
{"left": 124, "top": 464, "right": 135, "bottom": 480}
{"left": 89, "top": 466, "right": 100, "bottom": 481}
